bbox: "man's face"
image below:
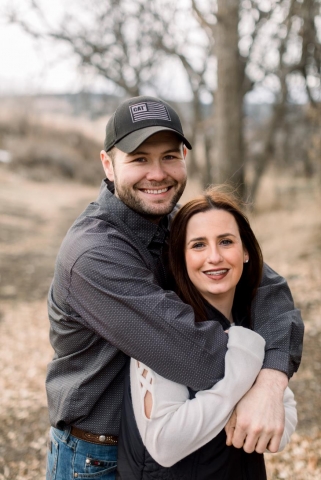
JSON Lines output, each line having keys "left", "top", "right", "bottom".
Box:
{"left": 101, "top": 131, "right": 187, "bottom": 222}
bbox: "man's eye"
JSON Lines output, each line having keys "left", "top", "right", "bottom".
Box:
{"left": 163, "top": 155, "right": 176, "bottom": 160}
{"left": 132, "top": 157, "right": 146, "bottom": 163}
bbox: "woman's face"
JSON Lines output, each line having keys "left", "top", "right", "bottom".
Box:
{"left": 184, "top": 209, "right": 248, "bottom": 307}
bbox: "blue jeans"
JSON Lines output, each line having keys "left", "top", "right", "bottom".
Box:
{"left": 46, "top": 427, "right": 118, "bottom": 480}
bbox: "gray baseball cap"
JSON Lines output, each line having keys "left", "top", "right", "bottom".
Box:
{"left": 104, "top": 95, "right": 192, "bottom": 153}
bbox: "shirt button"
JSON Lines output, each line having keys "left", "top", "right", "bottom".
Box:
{"left": 99, "top": 435, "right": 106, "bottom": 442}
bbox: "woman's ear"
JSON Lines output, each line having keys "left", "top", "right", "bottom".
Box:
{"left": 100, "top": 150, "right": 114, "bottom": 181}
{"left": 244, "top": 251, "right": 249, "bottom": 263}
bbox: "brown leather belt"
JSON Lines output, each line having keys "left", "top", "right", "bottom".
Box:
{"left": 70, "top": 426, "right": 118, "bottom": 445}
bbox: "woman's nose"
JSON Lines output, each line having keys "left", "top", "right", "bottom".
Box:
{"left": 207, "top": 247, "right": 223, "bottom": 263}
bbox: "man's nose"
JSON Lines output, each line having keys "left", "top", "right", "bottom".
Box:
{"left": 145, "top": 161, "right": 167, "bottom": 182}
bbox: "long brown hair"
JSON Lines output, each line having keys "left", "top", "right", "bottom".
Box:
{"left": 169, "top": 187, "right": 263, "bottom": 322}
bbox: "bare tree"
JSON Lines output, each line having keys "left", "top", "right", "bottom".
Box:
{"left": 191, "top": 0, "right": 321, "bottom": 199}
{"left": 215, "top": 0, "right": 245, "bottom": 192}
{"left": 247, "top": 0, "right": 321, "bottom": 199}
{"left": 6, "top": 0, "right": 211, "bottom": 180}
{"left": 6, "top": 0, "right": 172, "bottom": 97}
{"left": 6, "top": 0, "right": 321, "bottom": 200}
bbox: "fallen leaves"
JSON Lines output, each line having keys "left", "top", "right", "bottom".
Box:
{"left": 265, "top": 432, "right": 321, "bottom": 479}
{"left": 0, "top": 170, "right": 320, "bottom": 479}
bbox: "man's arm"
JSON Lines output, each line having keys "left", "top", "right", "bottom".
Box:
{"left": 57, "top": 235, "right": 228, "bottom": 391}
{"left": 57, "top": 235, "right": 303, "bottom": 391}
{"left": 251, "top": 263, "right": 304, "bottom": 378}
{"left": 225, "top": 369, "right": 288, "bottom": 453}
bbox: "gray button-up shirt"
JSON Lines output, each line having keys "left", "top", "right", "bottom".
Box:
{"left": 46, "top": 180, "right": 304, "bottom": 435}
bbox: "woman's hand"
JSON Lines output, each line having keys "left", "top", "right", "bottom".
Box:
{"left": 225, "top": 409, "right": 237, "bottom": 445}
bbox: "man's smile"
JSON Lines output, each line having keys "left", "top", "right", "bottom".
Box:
{"left": 139, "top": 187, "right": 172, "bottom": 195}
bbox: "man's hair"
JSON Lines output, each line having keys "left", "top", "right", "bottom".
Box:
{"left": 168, "top": 186, "right": 263, "bottom": 323}
{"left": 106, "top": 148, "right": 116, "bottom": 164}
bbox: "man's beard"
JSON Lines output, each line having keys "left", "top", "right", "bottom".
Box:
{"left": 114, "top": 180, "right": 186, "bottom": 221}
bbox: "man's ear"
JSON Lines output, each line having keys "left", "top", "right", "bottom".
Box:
{"left": 100, "top": 150, "right": 114, "bottom": 181}
{"left": 183, "top": 145, "right": 187, "bottom": 159}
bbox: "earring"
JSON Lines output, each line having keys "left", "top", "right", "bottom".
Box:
{"left": 244, "top": 259, "right": 249, "bottom": 263}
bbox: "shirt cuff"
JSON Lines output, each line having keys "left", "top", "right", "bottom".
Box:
{"left": 262, "top": 350, "right": 290, "bottom": 377}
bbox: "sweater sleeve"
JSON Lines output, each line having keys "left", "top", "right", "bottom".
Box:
{"left": 130, "top": 326, "right": 266, "bottom": 467}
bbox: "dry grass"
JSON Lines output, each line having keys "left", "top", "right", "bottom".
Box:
{"left": 0, "top": 104, "right": 103, "bottom": 185}
{"left": 0, "top": 165, "right": 320, "bottom": 479}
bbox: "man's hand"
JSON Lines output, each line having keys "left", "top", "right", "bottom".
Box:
{"left": 225, "top": 369, "right": 288, "bottom": 454}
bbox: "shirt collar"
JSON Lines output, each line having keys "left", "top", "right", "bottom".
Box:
{"left": 97, "top": 179, "right": 169, "bottom": 248}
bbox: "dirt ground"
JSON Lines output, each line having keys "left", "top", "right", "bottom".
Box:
{"left": 0, "top": 167, "right": 320, "bottom": 480}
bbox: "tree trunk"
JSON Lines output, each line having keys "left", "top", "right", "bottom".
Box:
{"left": 203, "top": 132, "right": 213, "bottom": 187}
{"left": 215, "top": 0, "right": 245, "bottom": 197}
{"left": 187, "top": 130, "right": 199, "bottom": 177}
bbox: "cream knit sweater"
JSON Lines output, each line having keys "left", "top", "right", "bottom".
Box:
{"left": 130, "top": 326, "right": 297, "bottom": 468}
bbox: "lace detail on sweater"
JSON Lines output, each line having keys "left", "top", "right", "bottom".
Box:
{"left": 136, "top": 361, "right": 153, "bottom": 419}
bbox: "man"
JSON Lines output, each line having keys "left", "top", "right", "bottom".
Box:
{"left": 46, "top": 95, "right": 303, "bottom": 479}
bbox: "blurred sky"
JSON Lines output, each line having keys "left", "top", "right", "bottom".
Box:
{"left": 0, "top": 0, "right": 266, "bottom": 103}
{"left": 0, "top": 0, "right": 121, "bottom": 96}
{"left": 0, "top": 21, "right": 89, "bottom": 95}
{"left": 1, "top": 1, "right": 317, "bottom": 102}
{"left": 0, "top": 20, "right": 195, "bottom": 101}
{"left": 0, "top": 0, "right": 191, "bottom": 99}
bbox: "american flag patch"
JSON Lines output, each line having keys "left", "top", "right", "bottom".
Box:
{"left": 129, "top": 102, "right": 171, "bottom": 123}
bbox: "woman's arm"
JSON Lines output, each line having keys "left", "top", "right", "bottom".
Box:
{"left": 131, "top": 326, "right": 265, "bottom": 467}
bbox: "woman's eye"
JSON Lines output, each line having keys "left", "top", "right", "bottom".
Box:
{"left": 220, "top": 239, "right": 233, "bottom": 246}
{"left": 192, "top": 242, "right": 205, "bottom": 249}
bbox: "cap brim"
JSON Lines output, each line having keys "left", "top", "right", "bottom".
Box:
{"left": 114, "top": 126, "right": 192, "bottom": 153}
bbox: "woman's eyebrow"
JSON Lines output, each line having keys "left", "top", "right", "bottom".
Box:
{"left": 187, "top": 236, "right": 206, "bottom": 245}
{"left": 217, "top": 233, "right": 237, "bottom": 239}
{"left": 187, "top": 233, "right": 237, "bottom": 245}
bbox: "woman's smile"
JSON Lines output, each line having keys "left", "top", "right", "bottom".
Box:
{"left": 202, "top": 268, "right": 229, "bottom": 280}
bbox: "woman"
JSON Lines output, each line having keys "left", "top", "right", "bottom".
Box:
{"left": 118, "top": 187, "right": 297, "bottom": 479}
